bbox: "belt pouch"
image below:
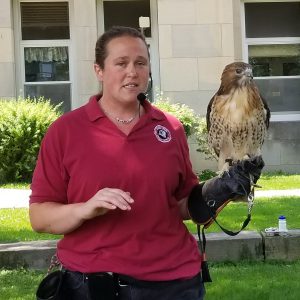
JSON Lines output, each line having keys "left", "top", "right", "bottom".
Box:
{"left": 36, "top": 270, "right": 65, "bottom": 300}
{"left": 87, "top": 273, "right": 117, "bottom": 300}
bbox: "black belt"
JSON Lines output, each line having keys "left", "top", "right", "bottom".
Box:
{"left": 118, "top": 273, "right": 201, "bottom": 289}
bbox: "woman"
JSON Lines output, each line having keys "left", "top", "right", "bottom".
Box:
{"left": 30, "top": 26, "right": 205, "bottom": 299}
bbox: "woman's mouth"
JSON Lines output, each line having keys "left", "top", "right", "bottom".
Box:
{"left": 123, "top": 83, "right": 139, "bottom": 89}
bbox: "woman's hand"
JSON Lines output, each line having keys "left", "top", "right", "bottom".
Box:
{"left": 80, "top": 188, "right": 134, "bottom": 220}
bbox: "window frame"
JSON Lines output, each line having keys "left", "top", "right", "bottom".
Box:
{"left": 241, "top": 0, "right": 300, "bottom": 122}
{"left": 14, "top": 0, "right": 74, "bottom": 109}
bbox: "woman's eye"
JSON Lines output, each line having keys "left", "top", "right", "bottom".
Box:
{"left": 136, "top": 61, "right": 145, "bottom": 66}
{"left": 117, "top": 62, "right": 126, "bottom": 66}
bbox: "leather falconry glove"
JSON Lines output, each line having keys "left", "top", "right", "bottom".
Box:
{"left": 187, "top": 156, "right": 265, "bottom": 228}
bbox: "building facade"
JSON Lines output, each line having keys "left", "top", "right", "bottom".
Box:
{"left": 0, "top": 0, "right": 299, "bottom": 172}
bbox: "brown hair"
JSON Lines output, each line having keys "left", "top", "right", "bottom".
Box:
{"left": 95, "top": 26, "right": 149, "bottom": 69}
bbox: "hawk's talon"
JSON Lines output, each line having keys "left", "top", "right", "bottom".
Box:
{"left": 218, "top": 161, "right": 231, "bottom": 178}
{"left": 217, "top": 169, "right": 231, "bottom": 178}
{"left": 252, "top": 183, "right": 262, "bottom": 188}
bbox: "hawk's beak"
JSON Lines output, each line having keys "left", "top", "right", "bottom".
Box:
{"left": 245, "top": 68, "right": 253, "bottom": 79}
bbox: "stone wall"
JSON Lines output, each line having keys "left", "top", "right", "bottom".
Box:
{"left": 1, "top": 230, "right": 300, "bottom": 269}
{"left": 263, "top": 122, "right": 300, "bottom": 173}
{"left": 157, "top": 0, "right": 235, "bottom": 116}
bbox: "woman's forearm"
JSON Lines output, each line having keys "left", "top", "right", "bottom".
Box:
{"left": 29, "top": 202, "right": 86, "bottom": 235}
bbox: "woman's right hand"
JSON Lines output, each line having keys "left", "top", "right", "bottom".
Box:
{"left": 80, "top": 188, "right": 134, "bottom": 220}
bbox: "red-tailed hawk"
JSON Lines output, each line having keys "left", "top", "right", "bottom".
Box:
{"left": 207, "top": 62, "right": 270, "bottom": 174}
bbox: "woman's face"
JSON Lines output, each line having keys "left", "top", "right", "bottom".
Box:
{"left": 95, "top": 36, "right": 150, "bottom": 105}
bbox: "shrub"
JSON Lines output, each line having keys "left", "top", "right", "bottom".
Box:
{"left": 193, "top": 117, "right": 216, "bottom": 161}
{"left": 0, "top": 97, "right": 62, "bottom": 183}
{"left": 153, "top": 92, "right": 199, "bottom": 138}
{"left": 197, "top": 169, "right": 217, "bottom": 181}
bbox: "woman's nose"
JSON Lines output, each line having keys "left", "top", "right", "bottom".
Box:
{"left": 127, "top": 64, "right": 138, "bottom": 76}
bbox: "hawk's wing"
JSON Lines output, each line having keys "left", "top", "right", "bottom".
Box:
{"left": 207, "top": 85, "right": 224, "bottom": 133}
{"left": 206, "top": 93, "right": 221, "bottom": 158}
{"left": 261, "top": 94, "right": 271, "bottom": 129}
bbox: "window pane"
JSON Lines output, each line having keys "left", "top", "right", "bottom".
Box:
{"left": 25, "top": 84, "right": 71, "bottom": 112}
{"left": 245, "top": 2, "right": 300, "bottom": 38}
{"left": 24, "top": 47, "right": 69, "bottom": 82}
{"left": 255, "top": 78, "right": 300, "bottom": 112}
{"left": 104, "top": 0, "right": 151, "bottom": 37}
{"left": 21, "top": 2, "right": 69, "bottom": 40}
{"left": 249, "top": 44, "right": 300, "bottom": 77}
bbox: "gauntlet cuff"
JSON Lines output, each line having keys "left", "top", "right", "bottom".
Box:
{"left": 187, "top": 182, "right": 231, "bottom": 228}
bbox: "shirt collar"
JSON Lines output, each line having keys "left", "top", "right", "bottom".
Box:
{"left": 84, "top": 94, "right": 105, "bottom": 122}
{"left": 85, "top": 94, "right": 165, "bottom": 122}
{"left": 143, "top": 99, "right": 165, "bottom": 121}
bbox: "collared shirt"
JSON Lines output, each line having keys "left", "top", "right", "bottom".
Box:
{"left": 30, "top": 94, "right": 201, "bottom": 281}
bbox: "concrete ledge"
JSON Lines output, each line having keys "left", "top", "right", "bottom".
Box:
{"left": 262, "top": 229, "right": 300, "bottom": 261}
{"left": 204, "top": 231, "right": 264, "bottom": 262}
{"left": 0, "top": 240, "right": 57, "bottom": 269}
{"left": 1, "top": 230, "right": 300, "bottom": 270}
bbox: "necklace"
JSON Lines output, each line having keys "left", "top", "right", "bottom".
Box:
{"left": 100, "top": 100, "right": 140, "bottom": 125}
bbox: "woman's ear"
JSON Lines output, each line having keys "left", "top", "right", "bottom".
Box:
{"left": 94, "top": 64, "right": 103, "bottom": 81}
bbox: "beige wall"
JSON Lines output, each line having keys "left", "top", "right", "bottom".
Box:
{"left": 0, "top": 0, "right": 15, "bottom": 98}
{"left": 71, "top": 0, "right": 99, "bottom": 108}
{"left": 157, "top": 0, "right": 235, "bottom": 117}
{"left": 157, "top": 0, "right": 239, "bottom": 171}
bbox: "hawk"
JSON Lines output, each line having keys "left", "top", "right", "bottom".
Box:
{"left": 206, "top": 62, "right": 270, "bottom": 174}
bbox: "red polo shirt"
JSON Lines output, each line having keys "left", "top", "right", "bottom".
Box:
{"left": 30, "top": 94, "right": 201, "bottom": 281}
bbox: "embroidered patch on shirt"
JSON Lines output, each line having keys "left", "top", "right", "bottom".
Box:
{"left": 154, "top": 125, "right": 172, "bottom": 143}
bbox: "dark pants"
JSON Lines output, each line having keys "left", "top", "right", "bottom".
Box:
{"left": 62, "top": 270, "right": 205, "bottom": 300}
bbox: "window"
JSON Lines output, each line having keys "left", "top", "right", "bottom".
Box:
{"left": 18, "top": 1, "right": 71, "bottom": 111}
{"left": 103, "top": 0, "right": 151, "bottom": 37}
{"left": 24, "top": 47, "right": 69, "bottom": 82}
{"left": 21, "top": 2, "right": 69, "bottom": 40}
{"left": 244, "top": 1, "right": 300, "bottom": 120}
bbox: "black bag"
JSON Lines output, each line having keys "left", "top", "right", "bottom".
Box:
{"left": 36, "top": 270, "right": 65, "bottom": 300}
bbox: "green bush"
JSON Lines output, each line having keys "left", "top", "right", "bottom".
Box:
{"left": 153, "top": 92, "right": 200, "bottom": 138}
{"left": 194, "top": 117, "right": 216, "bottom": 160}
{"left": 0, "top": 97, "right": 62, "bottom": 183}
{"left": 197, "top": 168, "right": 217, "bottom": 181}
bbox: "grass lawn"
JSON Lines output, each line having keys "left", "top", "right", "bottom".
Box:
{"left": 0, "top": 196, "right": 299, "bottom": 242}
{"left": 185, "top": 196, "right": 300, "bottom": 234}
{"left": 0, "top": 268, "right": 43, "bottom": 300}
{"left": 1, "top": 261, "right": 300, "bottom": 299}
{"left": 206, "top": 260, "right": 300, "bottom": 299}
{"left": 0, "top": 182, "right": 30, "bottom": 189}
{"left": 0, "top": 208, "right": 61, "bottom": 243}
{"left": 257, "top": 172, "right": 300, "bottom": 190}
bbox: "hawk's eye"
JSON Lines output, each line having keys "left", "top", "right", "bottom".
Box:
{"left": 236, "top": 68, "right": 243, "bottom": 74}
